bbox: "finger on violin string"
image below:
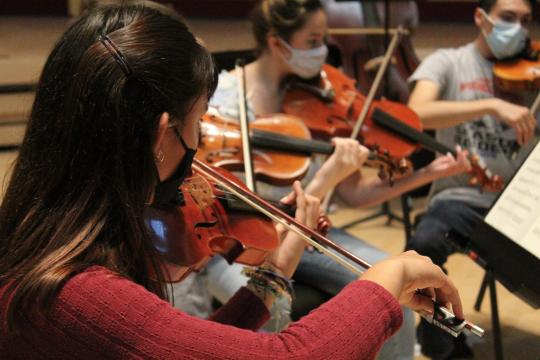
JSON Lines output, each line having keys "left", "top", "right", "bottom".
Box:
{"left": 279, "top": 189, "right": 297, "bottom": 206}
{"left": 291, "top": 182, "right": 307, "bottom": 223}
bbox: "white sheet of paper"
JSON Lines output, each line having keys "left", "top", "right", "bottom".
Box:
{"left": 484, "top": 141, "right": 540, "bottom": 260}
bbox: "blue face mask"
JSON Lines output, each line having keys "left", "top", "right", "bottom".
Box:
{"left": 481, "top": 9, "right": 528, "bottom": 60}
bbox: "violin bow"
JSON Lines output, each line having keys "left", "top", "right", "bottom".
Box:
{"left": 192, "top": 158, "right": 484, "bottom": 339}
{"left": 321, "top": 26, "right": 405, "bottom": 211}
{"left": 235, "top": 59, "right": 257, "bottom": 192}
{"left": 531, "top": 89, "right": 540, "bottom": 116}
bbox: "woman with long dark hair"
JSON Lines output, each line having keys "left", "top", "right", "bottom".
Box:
{"left": 0, "top": 3, "right": 462, "bottom": 358}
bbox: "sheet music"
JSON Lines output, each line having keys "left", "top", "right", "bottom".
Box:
{"left": 485, "top": 141, "right": 540, "bottom": 260}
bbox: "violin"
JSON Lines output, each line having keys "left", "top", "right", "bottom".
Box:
{"left": 283, "top": 64, "right": 504, "bottom": 192}
{"left": 199, "top": 111, "right": 411, "bottom": 185}
{"left": 187, "top": 158, "right": 486, "bottom": 339}
{"left": 492, "top": 40, "right": 540, "bottom": 139}
{"left": 148, "top": 158, "right": 484, "bottom": 338}
{"left": 283, "top": 64, "right": 421, "bottom": 160}
{"left": 371, "top": 108, "right": 504, "bottom": 192}
{"left": 146, "top": 164, "right": 331, "bottom": 270}
{"left": 146, "top": 167, "right": 278, "bottom": 270}
{"left": 493, "top": 40, "right": 540, "bottom": 92}
{"left": 199, "top": 112, "right": 311, "bottom": 186}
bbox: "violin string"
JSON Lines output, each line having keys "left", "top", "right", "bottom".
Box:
{"left": 181, "top": 186, "right": 254, "bottom": 204}
{"left": 185, "top": 190, "right": 259, "bottom": 205}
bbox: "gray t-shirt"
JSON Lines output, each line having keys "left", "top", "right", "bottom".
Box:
{"left": 209, "top": 70, "right": 325, "bottom": 202}
{"left": 409, "top": 42, "right": 536, "bottom": 208}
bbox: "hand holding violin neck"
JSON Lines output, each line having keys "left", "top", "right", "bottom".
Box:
{"left": 371, "top": 108, "right": 504, "bottom": 191}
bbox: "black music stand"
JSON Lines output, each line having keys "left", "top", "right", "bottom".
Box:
{"left": 451, "top": 140, "right": 540, "bottom": 360}
{"left": 445, "top": 230, "right": 504, "bottom": 360}
{"left": 474, "top": 271, "right": 503, "bottom": 360}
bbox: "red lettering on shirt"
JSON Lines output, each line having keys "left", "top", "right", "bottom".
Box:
{"left": 459, "top": 78, "right": 493, "bottom": 94}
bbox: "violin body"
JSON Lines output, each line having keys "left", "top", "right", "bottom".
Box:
{"left": 146, "top": 167, "right": 279, "bottom": 269}
{"left": 493, "top": 41, "right": 540, "bottom": 92}
{"left": 200, "top": 108, "right": 411, "bottom": 184}
{"left": 199, "top": 112, "right": 312, "bottom": 186}
{"left": 283, "top": 64, "right": 422, "bottom": 159}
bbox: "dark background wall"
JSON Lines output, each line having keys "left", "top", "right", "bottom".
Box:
{"left": 0, "top": 0, "right": 485, "bottom": 21}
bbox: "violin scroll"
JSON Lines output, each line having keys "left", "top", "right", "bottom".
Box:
{"left": 365, "top": 146, "right": 413, "bottom": 185}
{"left": 467, "top": 155, "right": 504, "bottom": 192}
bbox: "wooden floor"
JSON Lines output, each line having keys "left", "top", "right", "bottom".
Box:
{"left": 1, "top": 14, "right": 539, "bottom": 360}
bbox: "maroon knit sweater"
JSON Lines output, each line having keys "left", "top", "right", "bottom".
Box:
{"left": 0, "top": 266, "right": 402, "bottom": 359}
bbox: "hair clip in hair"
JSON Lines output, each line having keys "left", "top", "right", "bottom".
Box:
{"left": 99, "top": 34, "right": 133, "bottom": 77}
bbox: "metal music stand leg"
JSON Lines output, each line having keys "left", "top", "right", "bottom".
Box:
{"left": 475, "top": 271, "right": 504, "bottom": 360}
{"left": 487, "top": 272, "right": 504, "bottom": 360}
{"left": 400, "top": 194, "right": 413, "bottom": 243}
{"left": 474, "top": 272, "right": 490, "bottom": 311}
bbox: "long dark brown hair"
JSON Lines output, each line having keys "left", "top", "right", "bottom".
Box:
{"left": 0, "top": 2, "right": 216, "bottom": 332}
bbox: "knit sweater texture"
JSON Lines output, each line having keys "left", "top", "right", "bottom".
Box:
{"left": 0, "top": 266, "right": 403, "bottom": 359}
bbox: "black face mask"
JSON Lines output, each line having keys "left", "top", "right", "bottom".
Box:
{"left": 152, "top": 128, "right": 197, "bottom": 207}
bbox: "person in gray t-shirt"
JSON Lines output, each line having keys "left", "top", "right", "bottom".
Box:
{"left": 406, "top": 0, "right": 537, "bottom": 358}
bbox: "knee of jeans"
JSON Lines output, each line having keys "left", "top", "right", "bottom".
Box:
{"left": 407, "top": 225, "right": 452, "bottom": 265}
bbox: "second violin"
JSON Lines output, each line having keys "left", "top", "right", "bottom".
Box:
{"left": 283, "top": 64, "right": 422, "bottom": 160}
{"left": 199, "top": 110, "right": 411, "bottom": 185}
{"left": 283, "top": 64, "right": 504, "bottom": 192}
